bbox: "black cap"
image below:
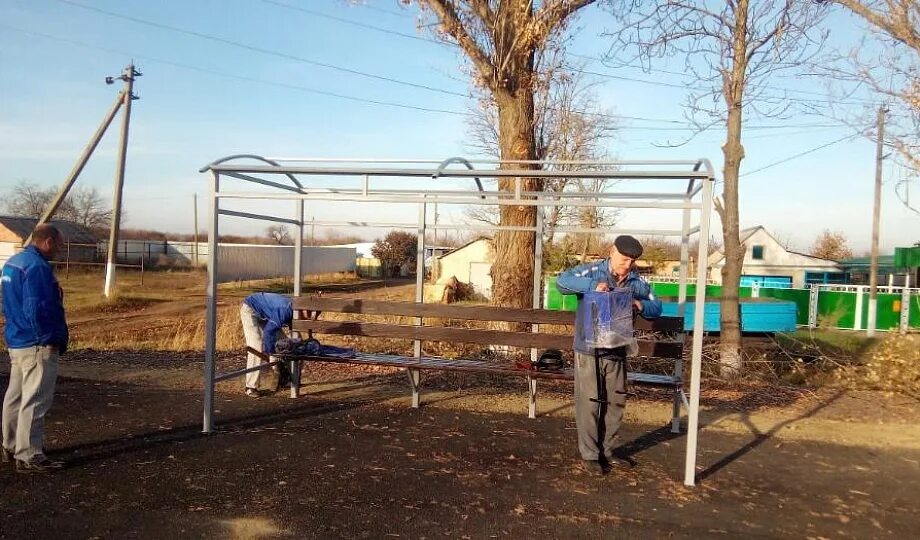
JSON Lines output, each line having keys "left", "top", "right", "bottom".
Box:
{"left": 613, "top": 235, "right": 643, "bottom": 259}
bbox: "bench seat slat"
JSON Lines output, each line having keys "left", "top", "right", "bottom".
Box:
{"left": 278, "top": 352, "right": 681, "bottom": 386}
{"left": 292, "top": 296, "right": 685, "bottom": 332}
{"left": 291, "top": 319, "right": 684, "bottom": 358}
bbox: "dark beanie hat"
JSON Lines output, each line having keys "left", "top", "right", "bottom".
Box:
{"left": 614, "top": 235, "right": 643, "bottom": 259}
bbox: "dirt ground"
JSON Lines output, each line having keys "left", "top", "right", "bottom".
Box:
{"left": 1, "top": 271, "right": 918, "bottom": 538}
{"left": 1, "top": 351, "right": 918, "bottom": 539}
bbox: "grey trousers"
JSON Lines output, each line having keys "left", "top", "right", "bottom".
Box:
{"left": 240, "top": 303, "right": 283, "bottom": 390}
{"left": 2, "top": 345, "right": 59, "bottom": 462}
{"left": 574, "top": 350, "right": 627, "bottom": 461}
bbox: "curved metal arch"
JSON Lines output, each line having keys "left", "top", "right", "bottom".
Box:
{"left": 431, "top": 157, "right": 485, "bottom": 199}
{"left": 199, "top": 154, "right": 303, "bottom": 189}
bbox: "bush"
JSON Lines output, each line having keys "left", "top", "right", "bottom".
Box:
{"left": 836, "top": 334, "right": 920, "bottom": 399}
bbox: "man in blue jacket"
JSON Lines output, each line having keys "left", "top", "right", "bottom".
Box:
{"left": 2, "top": 224, "right": 68, "bottom": 473}
{"left": 240, "top": 292, "right": 293, "bottom": 396}
{"left": 557, "top": 235, "right": 662, "bottom": 475}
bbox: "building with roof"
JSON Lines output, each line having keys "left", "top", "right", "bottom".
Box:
{"left": 707, "top": 226, "right": 843, "bottom": 288}
{"left": 0, "top": 215, "right": 98, "bottom": 266}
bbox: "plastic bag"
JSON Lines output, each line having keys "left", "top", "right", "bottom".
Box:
{"left": 579, "top": 289, "right": 637, "bottom": 353}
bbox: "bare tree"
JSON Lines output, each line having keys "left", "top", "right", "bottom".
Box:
{"left": 830, "top": 1, "right": 920, "bottom": 213}
{"left": 4, "top": 181, "right": 56, "bottom": 218}
{"left": 413, "top": 0, "right": 595, "bottom": 310}
{"left": 609, "top": 0, "right": 828, "bottom": 377}
{"left": 464, "top": 62, "right": 619, "bottom": 244}
{"left": 58, "top": 186, "right": 112, "bottom": 229}
{"left": 266, "top": 224, "right": 293, "bottom": 245}
{"left": 4, "top": 181, "right": 111, "bottom": 229}
{"left": 809, "top": 229, "right": 854, "bottom": 260}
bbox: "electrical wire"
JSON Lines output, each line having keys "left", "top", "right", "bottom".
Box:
{"left": 740, "top": 133, "right": 861, "bottom": 177}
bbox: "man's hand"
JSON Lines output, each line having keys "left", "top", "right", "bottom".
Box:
{"left": 633, "top": 300, "right": 643, "bottom": 312}
{"left": 595, "top": 282, "right": 610, "bottom": 292}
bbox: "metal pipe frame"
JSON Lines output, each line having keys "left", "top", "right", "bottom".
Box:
{"left": 264, "top": 157, "right": 710, "bottom": 168}
{"left": 201, "top": 155, "right": 717, "bottom": 487}
{"left": 215, "top": 191, "right": 701, "bottom": 210}
{"left": 208, "top": 164, "right": 712, "bottom": 180}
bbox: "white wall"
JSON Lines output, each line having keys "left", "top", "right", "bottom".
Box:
{"left": 215, "top": 244, "right": 356, "bottom": 283}
{"left": 438, "top": 239, "right": 492, "bottom": 283}
{"left": 709, "top": 228, "right": 841, "bottom": 287}
{"left": 0, "top": 242, "right": 17, "bottom": 267}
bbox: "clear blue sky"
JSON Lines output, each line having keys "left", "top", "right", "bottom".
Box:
{"left": 1, "top": 0, "right": 917, "bottom": 254}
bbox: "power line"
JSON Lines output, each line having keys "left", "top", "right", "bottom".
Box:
{"left": 1, "top": 24, "right": 471, "bottom": 117}
{"left": 1, "top": 22, "right": 853, "bottom": 133}
{"left": 54, "top": 0, "right": 470, "bottom": 98}
{"left": 740, "top": 133, "right": 860, "bottom": 177}
{"left": 262, "top": 0, "right": 877, "bottom": 108}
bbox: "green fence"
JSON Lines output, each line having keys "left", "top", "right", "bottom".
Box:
{"left": 543, "top": 275, "right": 919, "bottom": 332}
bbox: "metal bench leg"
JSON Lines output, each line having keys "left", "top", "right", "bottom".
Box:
{"left": 527, "top": 375, "right": 537, "bottom": 419}
{"left": 289, "top": 359, "right": 301, "bottom": 399}
{"left": 407, "top": 368, "right": 421, "bottom": 408}
{"left": 670, "top": 384, "right": 682, "bottom": 433}
{"left": 670, "top": 355, "right": 683, "bottom": 433}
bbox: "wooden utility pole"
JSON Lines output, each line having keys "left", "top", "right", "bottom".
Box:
{"left": 104, "top": 64, "right": 140, "bottom": 298}
{"left": 867, "top": 105, "right": 887, "bottom": 337}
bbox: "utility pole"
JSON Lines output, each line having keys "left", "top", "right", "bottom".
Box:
{"left": 867, "top": 104, "right": 887, "bottom": 337}
{"left": 193, "top": 193, "right": 199, "bottom": 267}
{"left": 104, "top": 64, "right": 141, "bottom": 298}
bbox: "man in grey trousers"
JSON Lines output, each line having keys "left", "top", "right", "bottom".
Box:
{"left": 556, "top": 236, "right": 662, "bottom": 475}
{"left": 2, "top": 224, "right": 68, "bottom": 473}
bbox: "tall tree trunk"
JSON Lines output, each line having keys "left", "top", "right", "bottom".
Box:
{"left": 720, "top": 115, "right": 744, "bottom": 377}
{"left": 492, "top": 89, "right": 541, "bottom": 311}
{"left": 718, "top": 0, "right": 749, "bottom": 378}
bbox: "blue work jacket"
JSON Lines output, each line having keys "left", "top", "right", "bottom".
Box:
{"left": 556, "top": 259, "right": 662, "bottom": 353}
{"left": 244, "top": 292, "right": 294, "bottom": 354}
{"left": 1, "top": 245, "right": 69, "bottom": 352}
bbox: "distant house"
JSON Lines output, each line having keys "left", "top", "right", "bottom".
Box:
{"left": 837, "top": 254, "right": 912, "bottom": 287}
{"left": 0, "top": 215, "right": 98, "bottom": 266}
{"left": 707, "top": 226, "right": 843, "bottom": 288}
{"left": 435, "top": 237, "right": 494, "bottom": 299}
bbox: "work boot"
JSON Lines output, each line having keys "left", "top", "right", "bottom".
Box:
{"left": 245, "top": 388, "right": 260, "bottom": 398}
{"left": 1, "top": 447, "right": 12, "bottom": 464}
{"left": 16, "top": 458, "right": 64, "bottom": 474}
{"left": 581, "top": 460, "right": 606, "bottom": 476}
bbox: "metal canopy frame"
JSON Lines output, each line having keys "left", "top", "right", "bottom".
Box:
{"left": 199, "top": 155, "right": 715, "bottom": 487}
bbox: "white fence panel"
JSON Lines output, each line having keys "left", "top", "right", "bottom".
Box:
{"left": 216, "top": 244, "right": 356, "bottom": 283}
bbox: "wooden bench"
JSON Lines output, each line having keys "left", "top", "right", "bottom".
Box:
{"left": 278, "top": 296, "right": 688, "bottom": 433}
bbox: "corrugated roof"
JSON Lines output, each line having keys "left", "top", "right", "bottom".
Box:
{"left": 0, "top": 215, "right": 99, "bottom": 244}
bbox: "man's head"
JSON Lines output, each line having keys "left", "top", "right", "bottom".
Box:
{"left": 608, "top": 235, "right": 643, "bottom": 278}
{"left": 31, "top": 224, "right": 63, "bottom": 259}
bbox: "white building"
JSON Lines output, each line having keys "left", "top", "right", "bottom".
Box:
{"left": 435, "top": 237, "right": 494, "bottom": 298}
{"left": 708, "top": 226, "right": 843, "bottom": 288}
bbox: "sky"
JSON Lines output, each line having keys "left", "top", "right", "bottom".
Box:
{"left": 1, "top": 0, "right": 918, "bottom": 254}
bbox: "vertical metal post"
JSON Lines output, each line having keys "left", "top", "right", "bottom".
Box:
{"left": 678, "top": 181, "right": 693, "bottom": 316}
{"left": 293, "top": 200, "right": 304, "bottom": 297}
{"left": 867, "top": 105, "right": 886, "bottom": 337}
{"left": 854, "top": 286, "right": 865, "bottom": 331}
{"left": 751, "top": 281, "right": 760, "bottom": 298}
{"left": 414, "top": 200, "right": 426, "bottom": 359}
{"left": 527, "top": 207, "right": 544, "bottom": 420}
{"left": 193, "top": 193, "right": 199, "bottom": 267}
{"left": 290, "top": 199, "right": 305, "bottom": 398}
{"left": 684, "top": 175, "right": 714, "bottom": 487}
{"left": 808, "top": 284, "right": 819, "bottom": 329}
{"left": 203, "top": 172, "right": 220, "bottom": 434}
{"left": 104, "top": 65, "right": 137, "bottom": 298}
{"left": 900, "top": 274, "right": 910, "bottom": 333}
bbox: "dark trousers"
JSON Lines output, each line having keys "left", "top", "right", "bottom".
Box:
{"left": 574, "top": 350, "right": 627, "bottom": 461}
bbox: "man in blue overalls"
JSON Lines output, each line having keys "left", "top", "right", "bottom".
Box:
{"left": 557, "top": 235, "right": 662, "bottom": 475}
{"left": 240, "top": 292, "right": 293, "bottom": 397}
